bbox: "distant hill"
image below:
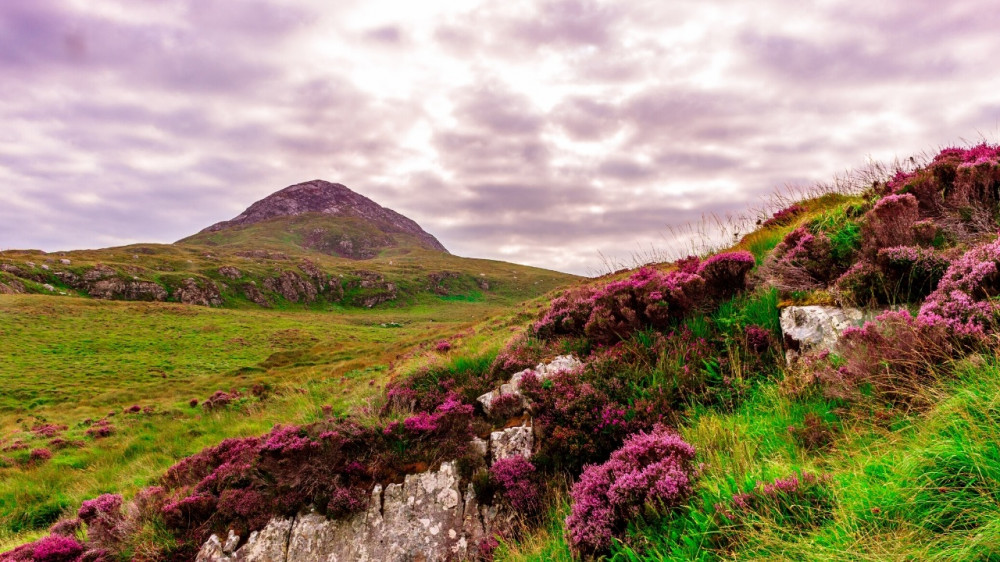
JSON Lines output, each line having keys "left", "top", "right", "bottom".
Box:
{"left": 178, "top": 180, "right": 448, "bottom": 259}
{"left": 0, "top": 181, "right": 579, "bottom": 308}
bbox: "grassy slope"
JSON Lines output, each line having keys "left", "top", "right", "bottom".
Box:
{"left": 0, "top": 288, "right": 556, "bottom": 550}
{"left": 496, "top": 191, "right": 1000, "bottom": 560}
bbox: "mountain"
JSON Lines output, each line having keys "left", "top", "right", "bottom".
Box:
{"left": 178, "top": 180, "right": 447, "bottom": 259}
{"left": 0, "top": 181, "right": 578, "bottom": 309}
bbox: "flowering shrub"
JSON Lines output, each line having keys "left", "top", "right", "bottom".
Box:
{"left": 520, "top": 368, "right": 656, "bottom": 472}
{"left": 862, "top": 193, "right": 919, "bottom": 254}
{"left": 84, "top": 420, "right": 114, "bottom": 439}
{"left": 78, "top": 494, "right": 124, "bottom": 551}
{"left": 761, "top": 204, "right": 806, "bottom": 228}
{"left": 202, "top": 390, "right": 239, "bottom": 411}
{"left": 534, "top": 259, "right": 751, "bottom": 345}
{"left": 29, "top": 448, "right": 53, "bottom": 463}
{"left": 837, "top": 310, "right": 954, "bottom": 403}
{"left": 565, "top": 427, "right": 697, "bottom": 555}
{"left": 1, "top": 534, "right": 85, "bottom": 561}
{"left": 489, "top": 457, "right": 541, "bottom": 512}
{"left": 837, "top": 245, "right": 948, "bottom": 305}
{"left": 715, "top": 471, "right": 834, "bottom": 531}
{"left": 30, "top": 424, "right": 67, "bottom": 438}
{"left": 435, "top": 340, "right": 452, "bottom": 353}
{"left": 918, "top": 237, "right": 1000, "bottom": 337}
{"left": 763, "top": 226, "right": 836, "bottom": 290}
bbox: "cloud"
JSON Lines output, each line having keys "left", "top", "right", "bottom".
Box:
{"left": 3, "top": 0, "right": 1000, "bottom": 275}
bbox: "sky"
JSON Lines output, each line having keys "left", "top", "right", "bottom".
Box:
{"left": 2, "top": 1, "right": 999, "bottom": 275}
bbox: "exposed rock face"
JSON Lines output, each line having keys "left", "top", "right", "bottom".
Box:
{"left": 346, "top": 271, "right": 397, "bottom": 308}
{"left": 198, "top": 180, "right": 448, "bottom": 253}
{"left": 197, "top": 424, "right": 537, "bottom": 562}
{"left": 218, "top": 266, "right": 243, "bottom": 280}
{"left": 780, "top": 305, "right": 867, "bottom": 363}
{"left": 88, "top": 279, "right": 168, "bottom": 301}
{"left": 478, "top": 355, "right": 583, "bottom": 414}
{"left": 264, "top": 271, "right": 318, "bottom": 303}
{"left": 175, "top": 278, "right": 223, "bottom": 307}
{"left": 0, "top": 280, "right": 25, "bottom": 294}
{"left": 83, "top": 264, "right": 116, "bottom": 282}
{"left": 242, "top": 283, "right": 272, "bottom": 308}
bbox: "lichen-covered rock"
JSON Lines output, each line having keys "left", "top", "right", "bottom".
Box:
{"left": 198, "top": 462, "right": 487, "bottom": 562}
{"left": 88, "top": 279, "right": 168, "bottom": 301}
{"left": 346, "top": 271, "right": 397, "bottom": 307}
{"left": 489, "top": 425, "right": 534, "bottom": 463}
{"left": 780, "top": 305, "right": 866, "bottom": 362}
{"left": 175, "top": 278, "right": 223, "bottom": 307}
{"left": 478, "top": 355, "right": 583, "bottom": 414}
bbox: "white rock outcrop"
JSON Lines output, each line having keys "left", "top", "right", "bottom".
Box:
{"left": 780, "top": 305, "right": 868, "bottom": 362}
{"left": 477, "top": 355, "right": 583, "bottom": 414}
{"left": 196, "top": 423, "right": 537, "bottom": 562}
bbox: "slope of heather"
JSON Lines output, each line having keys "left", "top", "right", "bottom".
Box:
{"left": 6, "top": 143, "right": 1000, "bottom": 561}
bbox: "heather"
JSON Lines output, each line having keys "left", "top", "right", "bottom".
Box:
{"left": 9, "top": 143, "right": 1000, "bottom": 561}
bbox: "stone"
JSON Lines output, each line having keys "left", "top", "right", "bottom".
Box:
{"left": 780, "top": 305, "right": 866, "bottom": 363}
{"left": 263, "top": 271, "right": 318, "bottom": 303}
{"left": 489, "top": 425, "right": 533, "bottom": 462}
{"left": 42, "top": 284, "right": 54, "bottom": 291}
{"left": 478, "top": 355, "right": 583, "bottom": 414}
{"left": 83, "top": 264, "right": 116, "bottom": 282}
{"left": 174, "top": 278, "right": 223, "bottom": 307}
{"left": 218, "top": 266, "right": 243, "bottom": 280}
{"left": 59, "top": 258, "right": 71, "bottom": 265}
{"left": 88, "top": 279, "right": 167, "bottom": 301}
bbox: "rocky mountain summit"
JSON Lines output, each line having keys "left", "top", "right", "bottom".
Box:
{"left": 190, "top": 180, "right": 448, "bottom": 255}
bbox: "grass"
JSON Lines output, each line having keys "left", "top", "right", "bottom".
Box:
{"left": 0, "top": 290, "right": 556, "bottom": 550}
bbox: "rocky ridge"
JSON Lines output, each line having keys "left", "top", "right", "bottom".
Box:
{"left": 194, "top": 180, "right": 448, "bottom": 254}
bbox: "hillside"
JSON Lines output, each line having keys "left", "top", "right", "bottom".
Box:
{"left": 5, "top": 144, "right": 1000, "bottom": 561}
{"left": 0, "top": 181, "right": 576, "bottom": 310}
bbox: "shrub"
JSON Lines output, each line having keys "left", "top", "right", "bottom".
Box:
{"left": 837, "top": 310, "right": 954, "bottom": 403}
{"left": 435, "top": 340, "right": 452, "bottom": 353}
{"left": 489, "top": 457, "right": 541, "bottom": 513}
{"left": 30, "top": 424, "right": 67, "bottom": 439}
{"left": 761, "top": 204, "right": 805, "bottom": 228}
{"left": 78, "top": 493, "right": 125, "bottom": 550}
{"left": 565, "top": 427, "right": 697, "bottom": 555}
{"left": 29, "top": 448, "right": 53, "bottom": 463}
{"left": 862, "top": 193, "right": 919, "bottom": 255}
{"left": 787, "top": 413, "right": 837, "bottom": 451}
{"left": 715, "top": 471, "right": 834, "bottom": 532}
{"left": 918, "top": 237, "right": 1000, "bottom": 337}
{"left": 6, "top": 535, "right": 85, "bottom": 562}
{"left": 84, "top": 420, "right": 114, "bottom": 439}
{"left": 696, "top": 251, "right": 755, "bottom": 300}
{"left": 763, "top": 226, "right": 836, "bottom": 290}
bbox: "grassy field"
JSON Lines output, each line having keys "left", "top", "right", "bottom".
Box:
{"left": 0, "top": 292, "right": 551, "bottom": 549}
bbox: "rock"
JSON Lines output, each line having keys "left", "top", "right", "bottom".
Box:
{"left": 41, "top": 264, "right": 49, "bottom": 270}
{"left": 780, "top": 305, "right": 866, "bottom": 363}
{"left": 199, "top": 462, "right": 485, "bottom": 562}
{"left": 42, "top": 284, "right": 55, "bottom": 291}
{"left": 174, "top": 278, "right": 222, "bottom": 307}
{"left": 59, "top": 258, "right": 71, "bottom": 265}
{"left": 489, "top": 425, "right": 533, "bottom": 462}
{"left": 243, "top": 284, "right": 272, "bottom": 308}
{"left": 218, "top": 266, "right": 243, "bottom": 280}
{"left": 0, "top": 280, "right": 25, "bottom": 294}
{"left": 0, "top": 264, "right": 24, "bottom": 276}
{"left": 89, "top": 279, "right": 167, "bottom": 301}
{"left": 83, "top": 264, "right": 116, "bottom": 282}
{"left": 346, "top": 271, "right": 397, "bottom": 308}
{"left": 478, "top": 355, "right": 583, "bottom": 414}
{"left": 263, "top": 271, "right": 318, "bottom": 303}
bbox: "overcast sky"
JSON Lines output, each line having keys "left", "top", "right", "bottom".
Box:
{"left": 2, "top": 1, "right": 999, "bottom": 275}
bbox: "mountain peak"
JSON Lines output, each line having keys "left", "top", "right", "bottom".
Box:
{"left": 191, "top": 180, "right": 448, "bottom": 255}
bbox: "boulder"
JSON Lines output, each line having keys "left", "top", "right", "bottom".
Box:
{"left": 264, "top": 271, "right": 318, "bottom": 303}
{"left": 175, "top": 278, "right": 223, "bottom": 307}
{"left": 489, "top": 425, "right": 533, "bottom": 462}
{"left": 218, "top": 266, "right": 243, "bottom": 280}
{"left": 780, "top": 305, "right": 866, "bottom": 363}
{"left": 88, "top": 279, "right": 167, "bottom": 301}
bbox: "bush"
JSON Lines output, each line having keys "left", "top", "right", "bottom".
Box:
{"left": 918, "top": 237, "right": 1000, "bottom": 337}
{"left": 78, "top": 493, "right": 125, "bottom": 551}
{"left": 761, "top": 204, "right": 805, "bottom": 228}
{"left": 862, "top": 194, "right": 919, "bottom": 255}
{"left": 565, "top": 427, "right": 697, "bottom": 555}
{"left": 489, "top": 457, "right": 541, "bottom": 513}
{"left": 715, "top": 471, "right": 834, "bottom": 532}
